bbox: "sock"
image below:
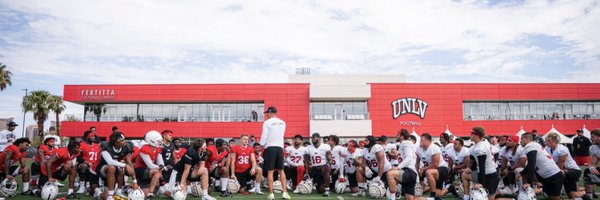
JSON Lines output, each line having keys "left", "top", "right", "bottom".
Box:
{"left": 203, "top": 189, "right": 208, "bottom": 196}
{"left": 389, "top": 192, "right": 396, "bottom": 200}
{"left": 79, "top": 181, "right": 85, "bottom": 188}
{"left": 108, "top": 190, "right": 114, "bottom": 196}
{"left": 463, "top": 195, "right": 470, "bottom": 200}
{"left": 358, "top": 182, "right": 366, "bottom": 191}
{"left": 23, "top": 182, "right": 29, "bottom": 191}
{"left": 325, "top": 187, "right": 330, "bottom": 192}
{"left": 68, "top": 188, "right": 74, "bottom": 195}
{"left": 116, "top": 189, "right": 122, "bottom": 195}
{"left": 220, "top": 178, "right": 229, "bottom": 191}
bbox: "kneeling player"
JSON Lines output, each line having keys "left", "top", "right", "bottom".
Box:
{"left": 97, "top": 132, "right": 136, "bottom": 200}
{"left": 416, "top": 133, "right": 450, "bottom": 200}
{"left": 286, "top": 135, "right": 306, "bottom": 193}
{"left": 172, "top": 139, "right": 216, "bottom": 200}
{"left": 205, "top": 138, "right": 232, "bottom": 197}
{"left": 340, "top": 140, "right": 362, "bottom": 196}
{"left": 462, "top": 127, "right": 499, "bottom": 200}
{"left": 77, "top": 130, "right": 101, "bottom": 195}
{"left": 520, "top": 132, "right": 565, "bottom": 200}
{"left": 394, "top": 129, "right": 418, "bottom": 200}
{"left": 304, "top": 133, "right": 332, "bottom": 196}
{"left": 41, "top": 140, "right": 80, "bottom": 199}
{"left": 135, "top": 131, "right": 165, "bottom": 199}
{"left": 583, "top": 129, "right": 600, "bottom": 200}
{"left": 0, "top": 138, "right": 31, "bottom": 194}
{"left": 30, "top": 136, "right": 57, "bottom": 195}
{"left": 359, "top": 136, "right": 397, "bottom": 200}
{"left": 231, "top": 134, "right": 263, "bottom": 195}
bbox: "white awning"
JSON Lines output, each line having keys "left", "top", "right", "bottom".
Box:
{"left": 543, "top": 125, "right": 572, "bottom": 144}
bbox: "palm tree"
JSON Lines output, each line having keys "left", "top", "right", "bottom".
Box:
{"left": 48, "top": 95, "right": 66, "bottom": 135}
{"left": 0, "top": 63, "right": 12, "bottom": 91}
{"left": 65, "top": 114, "right": 81, "bottom": 122}
{"left": 22, "top": 90, "right": 52, "bottom": 139}
{"left": 85, "top": 103, "right": 106, "bottom": 122}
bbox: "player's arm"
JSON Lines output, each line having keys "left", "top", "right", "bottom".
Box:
{"left": 38, "top": 148, "right": 47, "bottom": 162}
{"left": 523, "top": 151, "right": 537, "bottom": 184}
{"left": 589, "top": 154, "right": 599, "bottom": 175}
{"left": 428, "top": 153, "right": 441, "bottom": 170}
{"left": 3, "top": 150, "right": 13, "bottom": 178}
{"left": 250, "top": 153, "right": 257, "bottom": 175}
{"left": 375, "top": 150, "right": 386, "bottom": 178}
{"left": 46, "top": 154, "right": 58, "bottom": 180}
{"left": 415, "top": 153, "right": 421, "bottom": 172}
{"left": 230, "top": 152, "right": 236, "bottom": 177}
{"left": 501, "top": 157, "right": 509, "bottom": 173}
{"left": 458, "top": 155, "right": 470, "bottom": 170}
{"left": 304, "top": 153, "right": 311, "bottom": 169}
{"left": 447, "top": 155, "right": 454, "bottom": 170}
{"left": 558, "top": 154, "right": 567, "bottom": 170}
{"left": 326, "top": 150, "right": 333, "bottom": 164}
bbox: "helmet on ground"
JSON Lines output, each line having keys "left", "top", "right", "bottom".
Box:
{"left": 190, "top": 182, "right": 203, "bottom": 197}
{"left": 334, "top": 179, "right": 346, "bottom": 194}
{"left": 470, "top": 187, "right": 489, "bottom": 200}
{"left": 367, "top": 180, "right": 386, "bottom": 198}
{"left": 170, "top": 184, "right": 187, "bottom": 200}
{"left": 297, "top": 179, "right": 313, "bottom": 195}
{"left": 41, "top": 182, "right": 59, "bottom": 200}
{"left": 273, "top": 180, "right": 283, "bottom": 193}
{"left": 227, "top": 178, "right": 241, "bottom": 193}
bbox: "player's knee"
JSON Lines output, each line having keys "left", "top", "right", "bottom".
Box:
{"left": 425, "top": 169, "right": 436, "bottom": 176}
{"left": 106, "top": 166, "right": 116, "bottom": 173}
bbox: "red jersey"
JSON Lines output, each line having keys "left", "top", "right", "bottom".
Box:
{"left": 42, "top": 147, "right": 79, "bottom": 175}
{"left": 0, "top": 145, "right": 26, "bottom": 172}
{"left": 134, "top": 145, "right": 163, "bottom": 169}
{"left": 79, "top": 141, "right": 101, "bottom": 170}
{"left": 35, "top": 145, "right": 58, "bottom": 163}
{"left": 232, "top": 145, "right": 255, "bottom": 173}
{"left": 174, "top": 148, "right": 187, "bottom": 161}
{"left": 205, "top": 145, "right": 229, "bottom": 168}
{"left": 132, "top": 146, "right": 140, "bottom": 161}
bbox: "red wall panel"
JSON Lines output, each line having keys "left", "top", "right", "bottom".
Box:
{"left": 370, "top": 83, "right": 600, "bottom": 137}
{"left": 62, "top": 84, "right": 310, "bottom": 138}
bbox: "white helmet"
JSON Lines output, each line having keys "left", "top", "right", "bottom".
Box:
{"left": 144, "top": 130, "right": 163, "bottom": 147}
{"left": 41, "top": 182, "right": 59, "bottom": 200}
{"left": 170, "top": 184, "right": 187, "bottom": 200}
{"left": 93, "top": 187, "right": 105, "bottom": 200}
{"left": 127, "top": 188, "right": 145, "bottom": 200}
{"left": 0, "top": 178, "right": 17, "bottom": 197}
{"left": 273, "top": 180, "right": 283, "bottom": 193}
{"left": 157, "top": 185, "right": 169, "bottom": 196}
{"left": 470, "top": 187, "right": 489, "bottom": 200}
{"left": 517, "top": 186, "right": 536, "bottom": 200}
{"left": 334, "top": 179, "right": 346, "bottom": 194}
{"left": 189, "top": 182, "right": 203, "bottom": 197}
{"left": 227, "top": 179, "right": 241, "bottom": 194}
{"left": 297, "top": 179, "right": 313, "bottom": 195}
{"left": 367, "top": 180, "right": 386, "bottom": 199}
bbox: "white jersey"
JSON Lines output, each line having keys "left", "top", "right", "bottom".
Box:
{"left": 417, "top": 144, "right": 448, "bottom": 168}
{"left": 305, "top": 144, "right": 331, "bottom": 167}
{"left": 285, "top": 146, "right": 306, "bottom": 167}
{"left": 522, "top": 142, "right": 561, "bottom": 179}
{"left": 330, "top": 145, "right": 345, "bottom": 169}
{"left": 591, "top": 145, "right": 600, "bottom": 158}
{"left": 470, "top": 141, "right": 497, "bottom": 175}
{"left": 363, "top": 144, "right": 392, "bottom": 173}
{"left": 440, "top": 143, "right": 454, "bottom": 164}
{"left": 340, "top": 148, "right": 363, "bottom": 174}
{"left": 397, "top": 140, "right": 417, "bottom": 172}
{"left": 0, "top": 129, "right": 16, "bottom": 151}
{"left": 500, "top": 145, "right": 523, "bottom": 167}
{"left": 448, "top": 146, "right": 470, "bottom": 166}
{"left": 546, "top": 145, "right": 579, "bottom": 170}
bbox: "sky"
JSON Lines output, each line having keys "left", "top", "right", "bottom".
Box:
{"left": 0, "top": 0, "right": 599, "bottom": 135}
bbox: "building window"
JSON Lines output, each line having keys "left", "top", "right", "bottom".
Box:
{"left": 310, "top": 101, "right": 369, "bottom": 120}
{"left": 83, "top": 102, "right": 264, "bottom": 122}
{"left": 463, "top": 101, "right": 600, "bottom": 121}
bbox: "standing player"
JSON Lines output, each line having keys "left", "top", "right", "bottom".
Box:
{"left": 173, "top": 138, "right": 187, "bottom": 164}
{"left": 97, "top": 132, "right": 136, "bottom": 200}
{"left": 520, "top": 132, "right": 564, "bottom": 200}
{"left": 231, "top": 134, "right": 262, "bottom": 195}
{"left": 30, "top": 136, "right": 58, "bottom": 195}
{"left": 205, "top": 138, "right": 232, "bottom": 197}
{"left": 260, "top": 106, "right": 290, "bottom": 200}
{"left": 42, "top": 141, "right": 80, "bottom": 198}
{"left": 304, "top": 133, "right": 332, "bottom": 196}
{"left": 340, "top": 140, "right": 362, "bottom": 196}
{"left": 77, "top": 130, "right": 101, "bottom": 195}
{"left": 462, "top": 127, "right": 499, "bottom": 200}
{"left": 584, "top": 129, "right": 600, "bottom": 199}
{"left": 327, "top": 135, "right": 345, "bottom": 192}
{"left": 135, "top": 131, "right": 164, "bottom": 200}
{"left": 0, "top": 138, "right": 31, "bottom": 194}
{"left": 416, "top": 133, "right": 449, "bottom": 200}
{"left": 173, "top": 139, "right": 216, "bottom": 200}
{"left": 286, "top": 134, "right": 306, "bottom": 193}
{"left": 545, "top": 132, "right": 589, "bottom": 200}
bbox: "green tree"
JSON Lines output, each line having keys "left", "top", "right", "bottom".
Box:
{"left": 65, "top": 114, "right": 81, "bottom": 122}
{"left": 22, "top": 90, "right": 52, "bottom": 140}
{"left": 48, "top": 95, "right": 66, "bottom": 135}
{"left": 0, "top": 63, "right": 12, "bottom": 91}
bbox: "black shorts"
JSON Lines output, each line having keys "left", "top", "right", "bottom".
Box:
{"left": 38, "top": 170, "right": 69, "bottom": 189}
{"left": 366, "top": 170, "right": 389, "bottom": 188}
{"left": 135, "top": 168, "right": 153, "bottom": 188}
{"left": 564, "top": 169, "right": 581, "bottom": 196}
{"left": 0, "top": 165, "right": 20, "bottom": 180}
{"left": 264, "top": 147, "right": 284, "bottom": 170}
{"left": 330, "top": 168, "right": 340, "bottom": 188}
{"left": 436, "top": 167, "right": 450, "bottom": 189}
{"left": 97, "top": 164, "right": 133, "bottom": 179}
{"left": 31, "top": 162, "right": 42, "bottom": 177}
{"left": 347, "top": 172, "right": 358, "bottom": 188}
{"left": 482, "top": 172, "right": 500, "bottom": 195}
{"left": 539, "top": 172, "right": 565, "bottom": 197}
{"left": 400, "top": 168, "right": 418, "bottom": 196}
{"left": 87, "top": 168, "right": 99, "bottom": 185}
{"left": 583, "top": 167, "right": 600, "bottom": 185}
{"left": 235, "top": 168, "right": 254, "bottom": 189}
{"left": 309, "top": 166, "right": 328, "bottom": 187}
{"left": 174, "top": 169, "right": 201, "bottom": 184}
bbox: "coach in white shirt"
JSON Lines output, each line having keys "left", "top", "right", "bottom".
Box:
{"left": 0, "top": 121, "right": 18, "bottom": 151}
{"left": 260, "top": 106, "right": 291, "bottom": 200}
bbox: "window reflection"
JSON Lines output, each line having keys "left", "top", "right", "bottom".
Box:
{"left": 310, "top": 101, "right": 369, "bottom": 120}
{"left": 463, "top": 101, "right": 600, "bottom": 121}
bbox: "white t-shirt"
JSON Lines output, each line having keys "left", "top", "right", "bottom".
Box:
{"left": 522, "top": 142, "right": 561, "bottom": 179}
{"left": 285, "top": 146, "right": 306, "bottom": 167}
{"left": 470, "top": 141, "right": 497, "bottom": 175}
{"left": 330, "top": 145, "right": 345, "bottom": 169}
{"left": 500, "top": 145, "right": 523, "bottom": 167}
{"left": 363, "top": 144, "right": 392, "bottom": 173}
{"left": 441, "top": 143, "right": 454, "bottom": 164}
{"left": 546, "top": 145, "right": 579, "bottom": 170}
{"left": 417, "top": 144, "right": 448, "bottom": 168}
{"left": 340, "top": 148, "right": 363, "bottom": 174}
{"left": 397, "top": 140, "right": 417, "bottom": 172}
{"left": 448, "top": 146, "right": 470, "bottom": 166}
{"left": 0, "top": 129, "right": 17, "bottom": 151}
{"left": 305, "top": 144, "right": 331, "bottom": 167}
{"left": 259, "top": 117, "right": 286, "bottom": 148}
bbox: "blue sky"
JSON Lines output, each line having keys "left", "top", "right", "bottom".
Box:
{"left": 0, "top": 0, "right": 599, "bottom": 135}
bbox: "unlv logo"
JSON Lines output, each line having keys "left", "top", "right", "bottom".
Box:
{"left": 392, "top": 98, "right": 429, "bottom": 119}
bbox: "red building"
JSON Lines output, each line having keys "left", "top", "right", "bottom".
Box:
{"left": 62, "top": 78, "right": 600, "bottom": 138}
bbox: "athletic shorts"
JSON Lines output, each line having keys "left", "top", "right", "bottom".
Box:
{"left": 539, "top": 172, "right": 565, "bottom": 197}
{"left": 564, "top": 169, "right": 581, "bottom": 197}
{"left": 38, "top": 168, "right": 68, "bottom": 188}
{"left": 347, "top": 172, "right": 358, "bottom": 188}
{"left": 235, "top": 168, "right": 255, "bottom": 189}
{"left": 31, "top": 162, "right": 42, "bottom": 178}
{"left": 135, "top": 167, "right": 153, "bottom": 188}
{"left": 309, "top": 165, "right": 329, "bottom": 187}
{"left": 400, "top": 168, "right": 418, "bottom": 196}
{"left": 0, "top": 165, "right": 20, "bottom": 180}
{"left": 263, "top": 147, "right": 284, "bottom": 170}
{"left": 482, "top": 172, "right": 500, "bottom": 195}
{"left": 366, "top": 170, "right": 389, "bottom": 188}
{"left": 583, "top": 167, "right": 600, "bottom": 185}
{"left": 436, "top": 167, "right": 450, "bottom": 189}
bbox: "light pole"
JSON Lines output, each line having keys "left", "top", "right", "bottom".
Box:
{"left": 21, "top": 88, "right": 27, "bottom": 138}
